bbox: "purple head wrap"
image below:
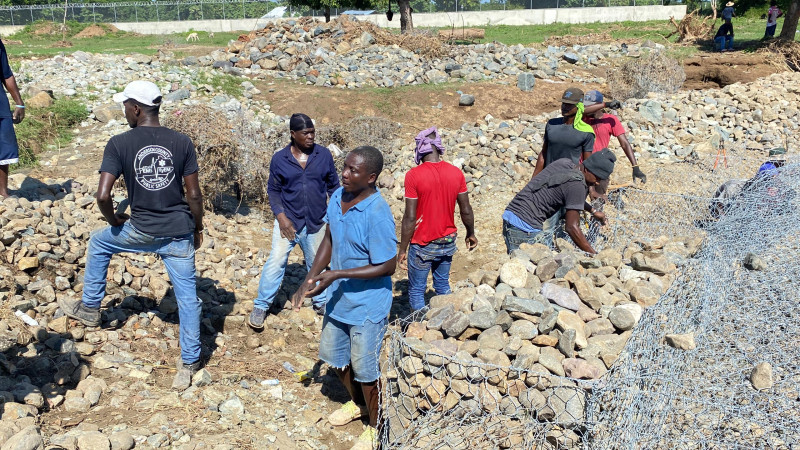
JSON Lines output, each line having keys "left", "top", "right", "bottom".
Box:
{"left": 414, "top": 127, "right": 445, "bottom": 165}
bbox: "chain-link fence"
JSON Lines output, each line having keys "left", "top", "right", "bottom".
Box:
{"left": 0, "top": 0, "right": 672, "bottom": 26}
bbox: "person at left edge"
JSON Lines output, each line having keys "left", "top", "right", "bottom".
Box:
{"left": 0, "top": 38, "right": 25, "bottom": 199}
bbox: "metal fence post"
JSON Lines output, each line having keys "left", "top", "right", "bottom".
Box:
{"left": 156, "top": 3, "right": 159, "bottom": 21}
{"left": 29, "top": 7, "right": 33, "bottom": 24}
{"left": 177, "top": 2, "right": 180, "bottom": 20}
{"left": 113, "top": 4, "right": 117, "bottom": 22}
{"left": 201, "top": 3, "right": 204, "bottom": 20}
{"left": 135, "top": 4, "right": 138, "bottom": 22}
{"left": 241, "top": 0, "right": 245, "bottom": 19}
{"left": 223, "top": 2, "right": 226, "bottom": 20}
{"left": 92, "top": 5, "right": 96, "bottom": 23}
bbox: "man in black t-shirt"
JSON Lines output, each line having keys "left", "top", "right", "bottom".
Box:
{"left": 58, "top": 81, "right": 205, "bottom": 390}
{"left": 503, "top": 150, "right": 616, "bottom": 254}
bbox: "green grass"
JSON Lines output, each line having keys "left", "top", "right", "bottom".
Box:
{"left": 195, "top": 71, "right": 244, "bottom": 97}
{"left": 6, "top": 21, "right": 240, "bottom": 58}
{"left": 427, "top": 16, "right": 795, "bottom": 46}
{"left": 12, "top": 98, "right": 88, "bottom": 168}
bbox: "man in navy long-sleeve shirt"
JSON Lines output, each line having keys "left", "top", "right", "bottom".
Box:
{"left": 249, "top": 113, "right": 340, "bottom": 329}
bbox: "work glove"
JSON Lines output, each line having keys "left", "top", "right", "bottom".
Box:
{"left": 632, "top": 166, "right": 647, "bottom": 183}
{"left": 605, "top": 100, "right": 622, "bottom": 110}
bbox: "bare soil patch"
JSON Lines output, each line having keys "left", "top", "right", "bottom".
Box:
{"left": 256, "top": 79, "right": 602, "bottom": 138}
{"left": 682, "top": 52, "right": 781, "bottom": 89}
{"left": 74, "top": 24, "right": 118, "bottom": 39}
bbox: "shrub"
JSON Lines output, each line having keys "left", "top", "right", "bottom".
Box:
{"left": 13, "top": 98, "right": 88, "bottom": 167}
{"left": 606, "top": 51, "right": 686, "bottom": 101}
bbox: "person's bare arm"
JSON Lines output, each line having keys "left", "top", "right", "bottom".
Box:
{"left": 96, "top": 172, "right": 125, "bottom": 227}
{"left": 456, "top": 192, "right": 477, "bottom": 250}
{"left": 564, "top": 209, "right": 595, "bottom": 254}
{"left": 184, "top": 172, "right": 204, "bottom": 248}
{"left": 3, "top": 76, "right": 24, "bottom": 123}
{"left": 398, "top": 198, "right": 418, "bottom": 270}
{"left": 299, "top": 256, "right": 397, "bottom": 303}
{"left": 618, "top": 134, "right": 646, "bottom": 183}
{"left": 533, "top": 141, "right": 547, "bottom": 177}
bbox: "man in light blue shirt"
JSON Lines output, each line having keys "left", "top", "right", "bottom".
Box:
{"left": 293, "top": 145, "right": 397, "bottom": 450}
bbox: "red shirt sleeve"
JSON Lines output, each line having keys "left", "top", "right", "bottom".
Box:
{"left": 458, "top": 171, "right": 467, "bottom": 194}
{"left": 610, "top": 114, "right": 626, "bottom": 137}
{"left": 404, "top": 169, "right": 418, "bottom": 199}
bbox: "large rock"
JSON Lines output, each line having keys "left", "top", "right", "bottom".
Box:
{"left": 507, "top": 320, "right": 537, "bottom": 340}
{"left": 442, "top": 311, "right": 470, "bottom": 337}
{"left": 542, "top": 386, "right": 585, "bottom": 428}
{"left": 77, "top": 431, "right": 111, "bottom": 450}
{"left": 541, "top": 283, "right": 582, "bottom": 311}
{"left": 219, "top": 395, "right": 245, "bottom": 415}
{"left": 631, "top": 251, "right": 675, "bottom": 275}
{"left": 468, "top": 307, "right": 497, "bottom": 330}
{"left": 17, "top": 257, "right": 39, "bottom": 271}
{"left": 93, "top": 104, "right": 121, "bottom": 123}
{"left": 750, "top": 362, "right": 773, "bottom": 390}
{"left": 608, "top": 306, "right": 635, "bottom": 331}
{"left": 499, "top": 258, "right": 528, "bottom": 288}
{"left": 1, "top": 425, "right": 43, "bottom": 450}
{"left": 639, "top": 100, "right": 663, "bottom": 125}
{"left": 477, "top": 325, "right": 506, "bottom": 351}
{"left": 459, "top": 94, "right": 475, "bottom": 106}
{"left": 517, "top": 72, "right": 536, "bottom": 92}
{"left": 27, "top": 91, "right": 53, "bottom": 108}
{"left": 502, "top": 295, "right": 548, "bottom": 316}
{"left": 562, "top": 358, "right": 602, "bottom": 379}
{"left": 665, "top": 332, "right": 696, "bottom": 350}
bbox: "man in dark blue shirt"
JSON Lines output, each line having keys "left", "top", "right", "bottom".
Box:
{"left": 249, "top": 113, "right": 340, "bottom": 330}
{"left": 0, "top": 39, "right": 25, "bottom": 199}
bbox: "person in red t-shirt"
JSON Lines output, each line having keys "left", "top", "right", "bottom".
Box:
{"left": 582, "top": 90, "right": 646, "bottom": 198}
{"left": 399, "top": 127, "right": 477, "bottom": 312}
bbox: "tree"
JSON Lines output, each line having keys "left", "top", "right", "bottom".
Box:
{"left": 398, "top": 0, "right": 413, "bottom": 32}
{"left": 779, "top": 0, "right": 800, "bottom": 40}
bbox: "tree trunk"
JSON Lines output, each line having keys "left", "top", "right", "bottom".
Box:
{"left": 398, "top": 0, "right": 413, "bottom": 34}
{"left": 325, "top": 6, "right": 331, "bottom": 23}
{"left": 779, "top": 0, "right": 800, "bottom": 40}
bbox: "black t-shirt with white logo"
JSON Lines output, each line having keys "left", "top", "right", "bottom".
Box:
{"left": 100, "top": 126, "right": 199, "bottom": 237}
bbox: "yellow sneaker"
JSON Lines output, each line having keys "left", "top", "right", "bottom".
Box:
{"left": 328, "top": 400, "right": 368, "bottom": 427}
{"left": 350, "top": 426, "right": 377, "bottom": 450}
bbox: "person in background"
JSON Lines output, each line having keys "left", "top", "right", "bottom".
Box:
{"left": 248, "top": 113, "right": 339, "bottom": 330}
{"left": 714, "top": 21, "right": 735, "bottom": 52}
{"left": 292, "top": 146, "right": 396, "bottom": 450}
{"left": 0, "top": 38, "right": 25, "bottom": 199}
{"left": 764, "top": 0, "right": 783, "bottom": 39}
{"left": 398, "top": 127, "right": 477, "bottom": 312}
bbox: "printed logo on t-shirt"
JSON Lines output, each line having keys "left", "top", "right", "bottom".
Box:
{"left": 134, "top": 145, "right": 175, "bottom": 191}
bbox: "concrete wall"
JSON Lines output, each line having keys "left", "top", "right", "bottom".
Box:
{"left": 0, "top": 5, "right": 684, "bottom": 36}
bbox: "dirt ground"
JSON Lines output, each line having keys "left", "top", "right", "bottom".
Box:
{"left": 259, "top": 50, "right": 782, "bottom": 136}
{"left": 682, "top": 52, "right": 783, "bottom": 89}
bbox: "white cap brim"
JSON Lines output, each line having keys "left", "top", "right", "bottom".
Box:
{"left": 112, "top": 92, "right": 129, "bottom": 103}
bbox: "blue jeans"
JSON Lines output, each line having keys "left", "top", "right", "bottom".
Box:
{"left": 254, "top": 220, "right": 326, "bottom": 310}
{"left": 765, "top": 24, "right": 777, "bottom": 38}
{"left": 503, "top": 220, "right": 543, "bottom": 254}
{"left": 82, "top": 222, "right": 201, "bottom": 364}
{"left": 407, "top": 241, "right": 456, "bottom": 311}
{"left": 715, "top": 35, "right": 733, "bottom": 51}
{"left": 319, "top": 315, "right": 388, "bottom": 383}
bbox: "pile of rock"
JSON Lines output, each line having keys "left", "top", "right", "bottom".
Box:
{"left": 383, "top": 236, "right": 701, "bottom": 438}
{"left": 0, "top": 175, "right": 339, "bottom": 448}
{"left": 211, "top": 17, "right": 644, "bottom": 89}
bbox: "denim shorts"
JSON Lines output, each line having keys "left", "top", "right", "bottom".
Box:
{"left": 319, "top": 315, "right": 388, "bottom": 383}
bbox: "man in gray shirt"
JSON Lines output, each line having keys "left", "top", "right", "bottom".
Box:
{"left": 533, "top": 87, "right": 595, "bottom": 176}
{"left": 503, "top": 150, "right": 616, "bottom": 254}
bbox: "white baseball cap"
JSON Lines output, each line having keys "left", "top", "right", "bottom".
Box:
{"left": 113, "top": 80, "right": 162, "bottom": 106}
